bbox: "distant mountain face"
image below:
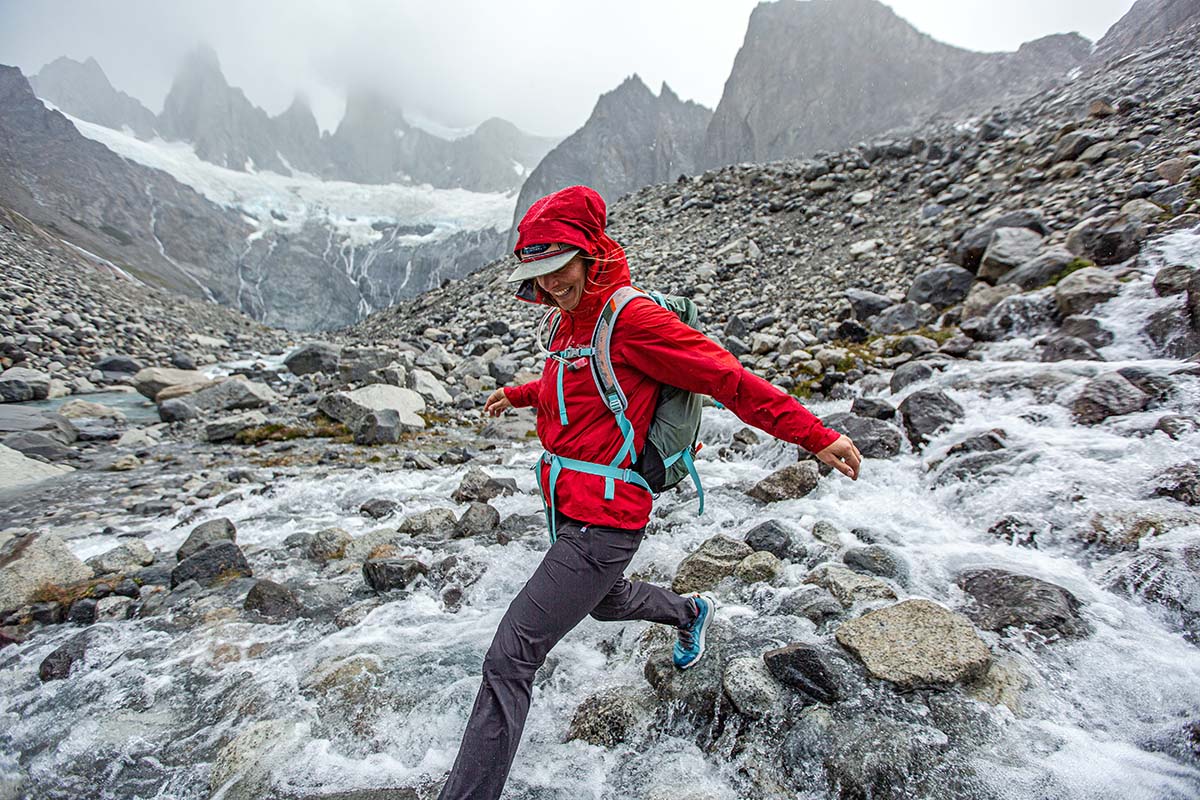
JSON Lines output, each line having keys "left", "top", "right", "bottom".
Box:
{"left": 1093, "top": 0, "right": 1200, "bottom": 62}
{"left": 29, "top": 56, "right": 158, "bottom": 139}
{"left": 703, "top": 0, "right": 1091, "bottom": 168}
{"left": 31, "top": 47, "right": 555, "bottom": 194}
{"left": 0, "top": 65, "right": 509, "bottom": 330}
{"left": 511, "top": 76, "right": 711, "bottom": 239}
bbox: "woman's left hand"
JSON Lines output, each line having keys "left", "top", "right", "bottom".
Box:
{"left": 816, "top": 435, "right": 862, "bottom": 480}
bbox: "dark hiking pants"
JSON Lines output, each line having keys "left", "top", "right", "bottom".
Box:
{"left": 437, "top": 517, "right": 696, "bottom": 800}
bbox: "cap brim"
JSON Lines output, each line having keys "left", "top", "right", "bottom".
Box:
{"left": 506, "top": 248, "right": 580, "bottom": 282}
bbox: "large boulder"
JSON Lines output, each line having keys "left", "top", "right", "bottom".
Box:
{"left": 170, "top": 541, "right": 252, "bottom": 588}
{"left": 957, "top": 569, "right": 1091, "bottom": 640}
{"left": 177, "top": 518, "right": 237, "bottom": 561}
{"left": 835, "top": 599, "right": 992, "bottom": 689}
{"left": 870, "top": 302, "right": 923, "bottom": 334}
{"left": 132, "top": 367, "right": 208, "bottom": 400}
{"left": 205, "top": 410, "right": 268, "bottom": 442}
{"left": 362, "top": 557, "right": 428, "bottom": 592}
{"left": 451, "top": 467, "right": 517, "bottom": 503}
{"left": 318, "top": 384, "right": 425, "bottom": 431}
{"left": 763, "top": 642, "right": 862, "bottom": 704}
{"left": 722, "top": 656, "right": 784, "bottom": 720}
{"left": 747, "top": 462, "right": 821, "bottom": 502}
{"left": 0, "top": 367, "right": 51, "bottom": 402}
{"left": 284, "top": 343, "right": 341, "bottom": 376}
{"left": 243, "top": 579, "right": 302, "bottom": 621}
{"left": 408, "top": 368, "right": 453, "bottom": 405}
{"left": 1000, "top": 247, "right": 1078, "bottom": 290}
{"left": 898, "top": 389, "right": 964, "bottom": 448}
{"left": 843, "top": 545, "right": 910, "bottom": 585}
{"left": 978, "top": 227, "right": 1044, "bottom": 284}
{"left": 85, "top": 540, "right": 154, "bottom": 575}
{"left": 805, "top": 563, "right": 897, "bottom": 605}
{"left": 672, "top": 535, "right": 754, "bottom": 594}
{"left": 0, "top": 531, "right": 93, "bottom": 613}
{"left": 743, "top": 519, "right": 802, "bottom": 561}
{"left": 1071, "top": 372, "right": 1149, "bottom": 424}
{"left": 188, "top": 379, "right": 276, "bottom": 412}
{"left": 1099, "top": 541, "right": 1200, "bottom": 634}
{"left": 1, "top": 431, "right": 73, "bottom": 462}
{"left": 844, "top": 289, "right": 893, "bottom": 321}
{"left": 951, "top": 209, "right": 1048, "bottom": 271}
{"left": 566, "top": 686, "right": 647, "bottom": 746}
{"left": 353, "top": 409, "right": 403, "bottom": 445}
{"left": 1065, "top": 214, "right": 1146, "bottom": 266}
{"left": 822, "top": 412, "right": 903, "bottom": 459}
{"left": 0, "top": 443, "right": 74, "bottom": 491}
{"left": 1055, "top": 267, "right": 1121, "bottom": 316}
{"left": 906, "top": 264, "right": 974, "bottom": 308}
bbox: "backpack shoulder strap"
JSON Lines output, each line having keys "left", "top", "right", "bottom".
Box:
{"left": 589, "top": 286, "right": 663, "bottom": 413}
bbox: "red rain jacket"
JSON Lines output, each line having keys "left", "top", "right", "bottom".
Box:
{"left": 505, "top": 185, "right": 839, "bottom": 530}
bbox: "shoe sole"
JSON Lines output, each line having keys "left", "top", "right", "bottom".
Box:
{"left": 679, "top": 594, "right": 717, "bottom": 671}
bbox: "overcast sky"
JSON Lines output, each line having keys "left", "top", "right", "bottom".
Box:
{"left": 0, "top": 0, "right": 1137, "bottom": 138}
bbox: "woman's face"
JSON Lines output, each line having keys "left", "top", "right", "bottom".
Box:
{"left": 535, "top": 254, "right": 587, "bottom": 311}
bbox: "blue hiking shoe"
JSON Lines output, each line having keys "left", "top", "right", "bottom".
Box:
{"left": 673, "top": 593, "right": 717, "bottom": 670}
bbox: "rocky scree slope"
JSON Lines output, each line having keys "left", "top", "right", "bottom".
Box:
{"left": 350, "top": 20, "right": 1200, "bottom": 402}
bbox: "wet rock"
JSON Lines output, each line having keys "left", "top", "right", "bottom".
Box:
{"left": 957, "top": 569, "right": 1091, "bottom": 640}
{"left": 66, "top": 597, "right": 98, "bottom": 625}
{"left": 843, "top": 545, "right": 910, "bottom": 585}
{"left": 1144, "top": 305, "right": 1200, "bottom": 358}
{"left": 763, "top": 642, "right": 861, "bottom": 704}
{"left": 94, "top": 595, "right": 132, "bottom": 622}
{"left": 1083, "top": 509, "right": 1200, "bottom": 553}
{"left": 1155, "top": 415, "right": 1200, "bottom": 440}
{"left": 177, "top": 518, "right": 237, "bottom": 561}
{"left": 962, "top": 282, "right": 1020, "bottom": 321}
{"left": 672, "top": 535, "right": 754, "bottom": 594}
{"left": 1153, "top": 463, "right": 1200, "bottom": 505}
{"left": 804, "top": 563, "right": 897, "bottom": 605}
{"left": 906, "top": 264, "right": 973, "bottom": 308}
{"left": 353, "top": 408, "right": 403, "bottom": 445}
{"left": 451, "top": 466, "right": 517, "bottom": 503}
{"left": 1099, "top": 542, "right": 1200, "bottom": 631}
{"left": 1, "top": 430, "right": 73, "bottom": 461}
{"left": 1117, "top": 366, "right": 1174, "bottom": 402}
{"left": 744, "top": 519, "right": 801, "bottom": 560}
{"left": 835, "top": 599, "right": 991, "bottom": 689}
{"left": 939, "top": 334, "right": 975, "bottom": 357}
{"left": 890, "top": 361, "right": 933, "bottom": 393}
{"left": 243, "top": 579, "right": 301, "bottom": 621}
{"left": 284, "top": 342, "right": 341, "bottom": 375}
{"left": 0, "top": 366, "right": 50, "bottom": 402}
{"left": 85, "top": 540, "right": 153, "bottom": 575}
{"left": 1065, "top": 214, "right": 1146, "bottom": 266}
{"left": 1000, "top": 247, "right": 1077, "bottom": 290}
{"left": 1059, "top": 315, "right": 1114, "bottom": 348}
{"left": 307, "top": 527, "right": 352, "bottom": 562}
{"left": 566, "top": 686, "right": 646, "bottom": 746}
{"left": 643, "top": 620, "right": 733, "bottom": 728}
{"left": 723, "top": 656, "right": 784, "bottom": 719}
{"left": 362, "top": 557, "right": 428, "bottom": 592}
{"left": 94, "top": 354, "right": 143, "bottom": 374}
{"left": 205, "top": 410, "right": 268, "bottom": 442}
{"left": 38, "top": 631, "right": 94, "bottom": 682}
{"left": 454, "top": 501, "right": 501, "bottom": 538}
{"left": 824, "top": 412, "right": 904, "bottom": 460}
{"left": 979, "top": 227, "right": 1044, "bottom": 284}
{"left": 0, "top": 531, "right": 92, "bottom": 614}
{"left": 1154, "top": 265, "right": 1195, "bottom": 297}
{"left": 898, "top": 389, "right": 964, "bottom": 448}
{"left": 778, "top": 585, "right": 843, "bottom": 623}
{"left": 1071, "top": 372, "right": 1149, "bottom": 424}
{"left": 397, "top": 508, "right": 458, "bottom": 537}
{"left": 747, "top": 462, "right": 821, "bottom": 503}
{"left": 1055, "top": 267, "right": 1121, "bottom": 316}
{"left": 359, "top": 499, "right": 398, "bottom": 519}
{"left": 988, "top": 514, "right": 1043, "bottom": 549}
{"left": 170, "top": 541, "right": 252, "bottom": 588}
{"left": 209, "top": 719, "right": 300, "bottom": 800}
{"left": 850, "top": 397, "right": 896, "bottom": 420}
{"left": 1039, "top": 334, "right": 1103, "bottom": 362}
{"left": 735, "top": 551, "right": 784, "bottom": 584}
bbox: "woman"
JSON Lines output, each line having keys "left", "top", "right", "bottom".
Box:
{"left": 438, "top": 185, "right": 860, "bottom": 799}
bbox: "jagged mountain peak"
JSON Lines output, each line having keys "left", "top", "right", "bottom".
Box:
{"left": 30, "top": 55, "right": 158, "bottom": 139}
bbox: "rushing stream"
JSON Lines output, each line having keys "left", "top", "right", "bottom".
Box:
{"left": 2, "top": 230, "right": 1199, "bottom": 800}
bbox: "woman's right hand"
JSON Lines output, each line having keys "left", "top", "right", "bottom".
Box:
{"left": 484, "top": 388, "right": 513, "bottom": 417}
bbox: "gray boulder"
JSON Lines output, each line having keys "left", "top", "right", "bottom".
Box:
{"left": 205, "top": 410, "right": 268, "bottom": 442}
{"left": 898, "top": 389, "right": 964, "bottom": 448}
{"left": 2, "top": 431, "right": 73, "bottom": 461}
{"left": 906, "top": 264, "right": 973, "bottom": 308}
{"left": 1065, "top": 214, "right": 1146, "bottom": 266}
{"left": 672, "top": 535, "right": 754, "bottom": 593}
{"left": 85, "top": 540, "right": 153, "bottom": 575}
{"left": 284, "top": 342, "right": 341, "bottom": 376}
{"left": 566, "top": 686, "right": 646, "bottom": 746}
{"left": 722, "top": 656, "right": 784, "bottom": 720}
{"left": 978, "top": 227, "right": 1044, "bottom": 283}
{"left": 744, "top": 519, "right": 800, "bottom": 560}
{"left": 452, "top": 466, "right": 517, "bottom": 503}
{"left": 952, "top": 209, "right": 1048, "bottom": 271}
{"left": 804, "top": 563, "right": 896, "bottom": 605}
{"left": 243, "top": 579, "right": 301, "bottom": 621}
{"left": 763, "top": 642, "right": 861, "bottom": 704}
{"left": 0, "top": 531, "right": 93, "bottom": 613}
{"left": 353, "top": 409, "right": 403, "bottom": 445}
{"left": 957, "top": 569, "right": 1091, "bottom": 640}
{"left": 845, "top": 289, "right": 893, "bottom": 321}
{"left": 318, "top": 384, "right": 426, "bottom": 431}
{"left": 1039, "top": 335, "right": 1103, "bottom": 362}
{"left": 778, "top": 585, "right": 843, "bottom": 622}
{"left": 889, "top": 361, "right": 933, "bottom": 394}
{"left": 1153, "top": 265, "right": 1194, "bottom": 297}
{"left": 188, "top": 379, "right": 276, "bottom": 412}
{"left": 1000, "top": 247, "right": 1077, "bottom": 290}
{"left": 1153, "top": 463, "right": 1200, "bottom": 506}
{"left": 362, "top": 557, "right": 428, "bottom": 592}
{"left": 307, "top": 528, "right": 352, "bottom": 562}
{"left": 170, "top": 541, "right": 252, "bottom": 588}
{"left": 0, "top": 367, "right": 51, "bottom": 402}
{"left": 177, "top": 518, "right": 237, "bottom": 561}
{"left": 1071, "top": 372, "right": 1149, "bottom": 424}
{"left": 1060, "top": 316, "right": 1114, "bottom": 348}
{"left": 408, "top": 368, "right": 453, "bottom": 405}
{"left": 822, "top": 412, "right": 903, "bottom": 459}
{"left": 835, "top": 599, "right": 991, "bottom": 689}
{"left": 1055, "top": 267, "right": 1121, "bottom": 316}
{"left": 131, "top": 367, "right": 208, "bottom": 400}
{"left": 158, "top": 398, "right": 198, "bottom": 423}
{"left": 843, "top": 544, "right": 910, "bottom": 585}
{"left": 870, "top": 301, "right": 923, "bottom": 334}
{"left": 747, "top": 462, "right": 821, "bottom": 502}
{"left": 453, "top": 502, "right": 501, "bottom": 538}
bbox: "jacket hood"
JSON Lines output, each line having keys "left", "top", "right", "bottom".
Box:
{"left": 513, "top": 185, "right": 631, "bottom": 330}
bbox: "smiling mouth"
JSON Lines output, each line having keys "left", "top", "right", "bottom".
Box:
{"left": 553, "top": 287, "right": 572, "bottom": 298}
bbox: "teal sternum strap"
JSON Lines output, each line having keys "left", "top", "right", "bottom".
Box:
{"left": 662, "top": 448, "right": 705, "bottom": 515}
{"left": 550, "top": 347, "right": 596, "bottom": 426}
{"left": 535, "top": 451, "right": 652, "bottom": 542}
